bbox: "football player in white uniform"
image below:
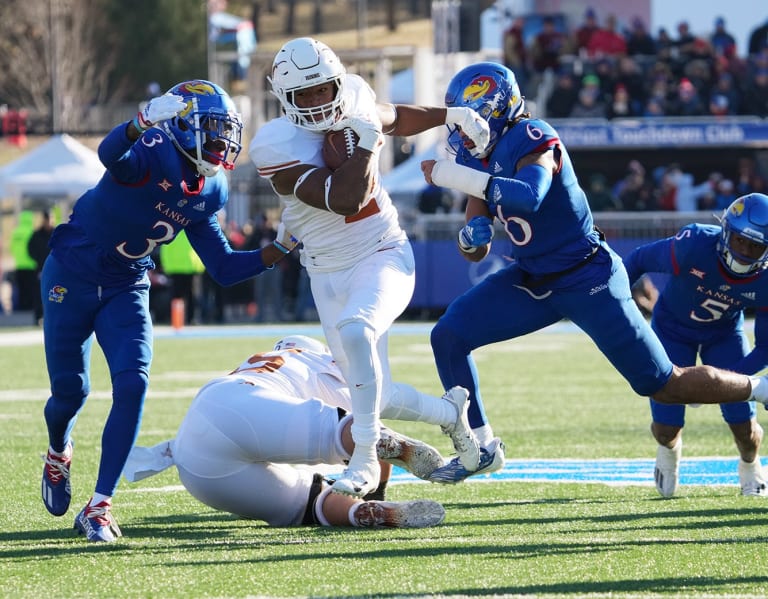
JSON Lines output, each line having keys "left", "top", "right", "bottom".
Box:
{"left": 124, "top": 335, "right": 479, "bottom": 528}
{"left": 249, "top": 37, "right": 491, "bottom": 498}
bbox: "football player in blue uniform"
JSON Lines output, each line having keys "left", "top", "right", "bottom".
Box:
{"left": 625, "top": 193, "right": 768, "bottom": 498}
{"left": 40, "top": 80, "right": 298, "bottom": 542}
{"left": 419, "top": 62, "right": 768, "bottom": 483}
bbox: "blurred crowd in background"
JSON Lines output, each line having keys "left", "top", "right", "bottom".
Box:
{"left": 503, "top": 10, "right": 768, "bottom": 119}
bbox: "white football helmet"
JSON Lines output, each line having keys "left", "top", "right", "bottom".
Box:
{"left": 273, "top": 335, "right": 329, "bottom": 355}
{"left": 268, "top": 37, "right": 347, "bottom": 131}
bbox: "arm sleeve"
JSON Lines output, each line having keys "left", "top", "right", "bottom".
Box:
{"left": 623, "top": 237, "right": 676, "bottom": 286}
{"left": 491, "top": 163, "right": 552, "bottom": 213}
{"left": 97, "top": 122, "right": 146, "bottom": 183}
{"left": 184, "top": 215, "right": 268, "bottom": 286}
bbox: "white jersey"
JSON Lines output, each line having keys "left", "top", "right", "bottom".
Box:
{"left": 200, "top": 346, "right": 348, "bottom": 406}
{"left": 249, "top": 74, "right": 407, "bottom": 274}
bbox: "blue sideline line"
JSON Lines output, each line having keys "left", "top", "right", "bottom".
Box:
{"left": 375, "top": 457, "right": 768, "bottom": 487}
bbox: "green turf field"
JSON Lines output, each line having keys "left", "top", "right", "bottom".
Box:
{"left": 1, "top": 324, "right": 767, "bottom": 598}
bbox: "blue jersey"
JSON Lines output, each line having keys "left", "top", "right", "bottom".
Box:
{"left": 49, "top": 122, "right": 267, "bottom": 286}
{"left": 457, "top": 117, "right": 599, "bottom": 276}
{"left": 624, "top": 223, "right": 768, "bottom": 375}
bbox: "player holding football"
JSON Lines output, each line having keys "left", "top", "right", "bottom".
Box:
{"left": 124, "top": 336, "right": 459, "bottom": 528}
{"left": 418, "top": 61, "right": 768, "bottom": 483}
{"left": 625, "top": 193, "right": 768, "bottom": 498}
{"left": 40, "top": 80, "right": 298, "bottom": 542}
{"left": 250, "top": 38, "right": 491, "bottom": 498}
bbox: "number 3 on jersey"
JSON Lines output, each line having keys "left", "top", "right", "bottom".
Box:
{"left": 116, "top": 220, "right": 176, "bottom": 259}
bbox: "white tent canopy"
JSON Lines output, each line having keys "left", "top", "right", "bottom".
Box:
{"left": 0, "top": 134, "right": 104, "bottom": 204}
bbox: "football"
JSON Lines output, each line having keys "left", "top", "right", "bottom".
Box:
{"left": 322, "top": 127, "right": 359, "bottom": 170}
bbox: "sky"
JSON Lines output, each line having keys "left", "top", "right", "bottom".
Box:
{"left": 650, "top": 0, "right": 768, "bottom": 55}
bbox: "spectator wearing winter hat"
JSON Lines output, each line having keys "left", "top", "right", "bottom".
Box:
{"left": 710, "top": 17, "right": 737, "bottom": 58}
{"left": 570, "top": 74, "right": 607, "bottom": 118}
{"left": 667, "top": 78, "right": 705, "bottom": 116}
{"left": 607, "top": 84, "right": 636, "bottom": 119}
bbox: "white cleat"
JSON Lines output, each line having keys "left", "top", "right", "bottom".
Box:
{"left": 377, "top": 427, "right": 444, "bottom": 480}
{"left": 654, "top": 440, "right": 682, "bottom": 498}
{"left": 352, "top": 500, "right": 446, "bottom": 528}
{"left": 440, "top": 386, "right": 481, "bottom": 471}
{"left": 332, "top": 450, "right": 380, "bottom": 498}
{"left": 738, "top": 459, "right": 768, "bottom": 497}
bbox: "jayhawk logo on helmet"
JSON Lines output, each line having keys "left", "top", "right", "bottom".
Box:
{"left": 730, "top": 197, "right": 746, "bottom": 216}
{"left": 463, "top": 76, "right": 497, "bottom": 102}
{"left": 175, "top": 81, "right": 217, "bottom": 96}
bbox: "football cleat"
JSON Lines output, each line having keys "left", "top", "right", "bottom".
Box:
{"left": 738, "top": 459, "right": 768, "bottom": 497}
{"left": 352, "top": 499, "right": 446, "bottom": 528}
{"left": 73, "top": 499, "right": 122, "bottom": 543}
{"left": 440, "top": 386, "right": 481, "bottom": 471}
{"left": 41, "top": 441, "right": 73, "bottom": 516}
{"left": 654, "top": 440, "right": 682, "bottom": 498}
{"left": 428, "top": 437, "right": 505, "bottom": 484}
{"left": 376, "top": 426, "right": 444, "bottom": 480}
{"left": 332, "top": 449, "right": 380, "bottom": 498}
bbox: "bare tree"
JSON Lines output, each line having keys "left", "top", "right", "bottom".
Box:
{"left": 0, "top": 0, "right": 120, "bottom": 133}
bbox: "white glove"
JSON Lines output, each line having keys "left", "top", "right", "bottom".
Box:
{"left": 135, "top": 94, "right": 187, "bottom": 130}
{"left": 274, "top": 222, "right": 299, "bottom": 254}
{"left": 445, "top": 107, "right": 491, "bottom": 157}
{"left": 333, "top": 117, "right": 383, "bottom": 152}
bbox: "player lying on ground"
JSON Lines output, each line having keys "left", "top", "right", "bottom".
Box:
{"left": 124, "top": 335, "right": 476, "bottom": 528}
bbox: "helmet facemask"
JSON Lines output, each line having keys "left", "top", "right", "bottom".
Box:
{"left": 269, "top": 37, "right": 347, "bottom": 131}
{"left": 162, "top": 82, "right": 243, "bottom": 178}
{"left": 717, "top": 194, "right": 768, "bottom": 276}
{"left": 445, "top": 62, "right": 525, "bottom": 159}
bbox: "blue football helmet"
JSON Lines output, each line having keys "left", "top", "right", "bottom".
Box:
{"left": 717, "top": 193, "right": 768, "bottom": 276}
{"left": 162, "top": 80, "right": 243, "bottom": 177}
{"left": 444, "top": 62, "right": 525, "bottom": 159}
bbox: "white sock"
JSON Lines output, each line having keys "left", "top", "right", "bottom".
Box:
{"left": 49, "top": 443, "right": 72, "bottom": 459}
{"left": 382, "top": 383, "right": 456, "bottom": 424}
{"left": 91, "top": 492, "right": 111, "bottom": 506}
{"left": 473, "top": 424, "right": 494, "bottom": 447}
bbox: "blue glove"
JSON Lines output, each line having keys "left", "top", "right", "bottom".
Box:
{"left": 458, "top": 216, "right": 494, "bottom": 252}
